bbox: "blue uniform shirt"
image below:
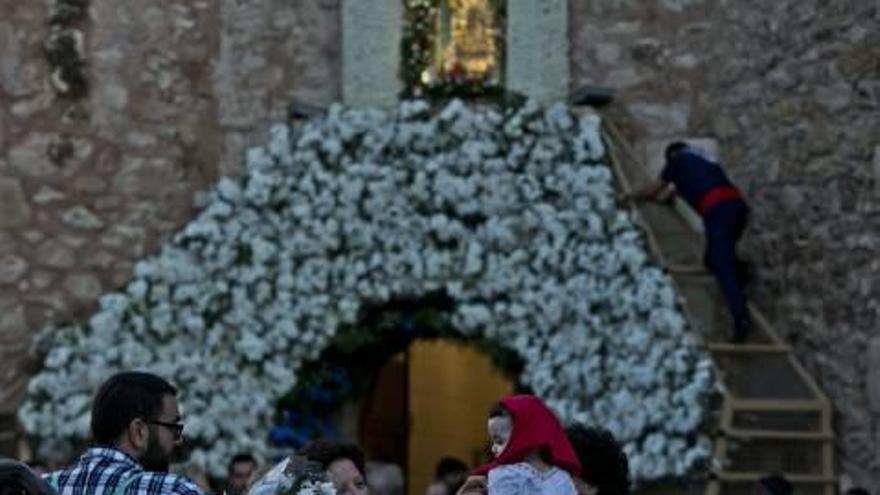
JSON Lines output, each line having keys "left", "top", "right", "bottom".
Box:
{"left": 660, "top": 149, "right": 737, "bottom": 212}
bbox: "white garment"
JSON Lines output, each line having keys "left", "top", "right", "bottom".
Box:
{"left": 247, "top": 458, "right": 290, "bottom": 495}
{"left": 487, "top": 463, "right": 577, "bottom": 495}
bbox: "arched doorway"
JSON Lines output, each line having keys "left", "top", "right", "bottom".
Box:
{"left": 359, "top": 339, "right": 513, "bottom": 495}
{"left": 268, "top": 293, "right": 522, "bottom": 493}
{"left": 22, "top": 101, "right": 714, "bottom": 485}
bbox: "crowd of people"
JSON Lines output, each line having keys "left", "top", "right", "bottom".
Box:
{"left": 2, "top": 371, "right": 865, "bottom": 495}
{"left": 0, "top": 371, "right": 624, "bottom": 495}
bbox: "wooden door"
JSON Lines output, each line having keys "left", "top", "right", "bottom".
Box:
{"left": 359, "top": 352, "right": 409, "bottom": 468}
{"left": 407, "top": 340, "right": 513, "bottom": 495}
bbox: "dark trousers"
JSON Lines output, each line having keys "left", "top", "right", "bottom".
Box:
{"left": 703, "top": 200, "right": 750, "bottom": 338}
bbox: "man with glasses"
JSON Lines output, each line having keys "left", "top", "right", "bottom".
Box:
{"left": 45, "top": 371, "right": 205, "bottom": 495}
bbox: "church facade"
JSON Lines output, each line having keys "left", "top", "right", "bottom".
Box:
{"left": 1, "top": 0, "right": 879, "bottom": 489}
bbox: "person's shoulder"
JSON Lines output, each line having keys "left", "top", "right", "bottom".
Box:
{"left": 169, "top": 473, "right": 207, "bottom": 495}
{"left": 137, "top": 471, "right": 207, "bottom": 495}
{"left": 490, "top": 462, "right": 532, "bottom": 473}
{"left": 488, "top": 462, "right": 534, "bottom": 481}
{"left": 681, "top": 149, "right": 722, "bottom": 168}
{"left": 542, "top": 466, "right": 573, "bottom": 482}
{"left": 488, "top": 464, "right": 529, "bottom": 495}
{"left": 542, "top": 467, "right": 577, "bottom": 494}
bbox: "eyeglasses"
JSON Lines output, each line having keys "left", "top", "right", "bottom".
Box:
{"left": 149, "top": 420, "right": 184, "bottom": 439}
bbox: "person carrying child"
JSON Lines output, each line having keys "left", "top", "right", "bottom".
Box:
{"left": 460, "top": 395, "right": 582, "bottom": 495}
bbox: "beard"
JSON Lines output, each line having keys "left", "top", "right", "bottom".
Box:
{"left": 140, "top": 432, "right": 171, "bottom": 472}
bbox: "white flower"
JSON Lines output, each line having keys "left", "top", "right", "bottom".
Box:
{"left": 298, "top": 481, "right": 337, "bottom": 495}
{"left": 21, "top": 100, "right": 713, "bottom": 482}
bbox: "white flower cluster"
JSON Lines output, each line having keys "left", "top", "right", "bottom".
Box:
{"left": 295, "top": 481, "right": 336, "bottom": 495}
{"left": 19, "top": 99, "right": 714, "bottom": 482}
{"left": 247, "top": 457, "right": 337, "bottom": 495}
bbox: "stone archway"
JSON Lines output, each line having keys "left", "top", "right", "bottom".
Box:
{"left": 267, "top": 290, "right": 520, "bottom": 478}
{"left": 19, "top": 100, "right": 713, "bottom": 483}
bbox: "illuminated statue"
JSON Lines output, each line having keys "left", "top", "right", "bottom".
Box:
{"left": 437, "top": 0, "right": 500, "bottom": 83}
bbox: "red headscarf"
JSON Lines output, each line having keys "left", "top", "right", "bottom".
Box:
{"left": 472, "top": 395, "right": 582, "bottom": 478}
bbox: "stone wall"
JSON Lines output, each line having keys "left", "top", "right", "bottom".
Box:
{"left": 571, "top": 0, "right": 880, "bottom": 489}
{"left": 2, "top": 0, "right": 879, "bottom": 488}
{"left": 0, "top": 0, "right": 341, "bottom": 416}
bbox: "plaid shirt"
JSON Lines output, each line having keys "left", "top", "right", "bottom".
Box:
{"left": 47, "top": 447, "right": 206, "bottom": 495}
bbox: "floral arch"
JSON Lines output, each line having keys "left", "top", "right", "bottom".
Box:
{"left": 19, "top": 100, "right": 714, "bottom": 482}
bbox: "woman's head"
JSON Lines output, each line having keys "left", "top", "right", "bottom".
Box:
{"left": 487, "top": 403, "right": 513, "bottom": 457}
{"left": 476, "top": 395, "right": 580, "bottom": 479}
{"left": 300, "top": 440, "right": 369, "bottom": 495}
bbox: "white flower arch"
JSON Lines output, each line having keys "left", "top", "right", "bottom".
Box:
{"left": 20, "top": 100, "right": 714, "bottom": 482}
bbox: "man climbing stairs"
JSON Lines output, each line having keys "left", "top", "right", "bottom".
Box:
{"left": 599, "top": 116, "right": 837, "bottom": 495}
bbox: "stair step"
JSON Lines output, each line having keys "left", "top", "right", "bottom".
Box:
{"left": 708, "top": 343, "right": 792, "bottom": 353}
{"left": 713, "top": 354, "right": 818, "bottom": 400}
{"left": 721, "top": 437, "right": 831, "bottom": 478}
{"left": 637, "top": 202, "right": 697, "bottom": 235}
{"left": 728, "top": 398, "right": 827, "bottom": 411}
{"left": 712, "top": 478, "right": 835, "bottom": 495}
{"left": 652, "top": 232, "right": 705, "bottom": 266}
{"left": 635, "top": 480, "right": 708, "bottom": 495}
{"left": 715, "top": 471, "right": 837, "bottom": 484}
{"left": 675, "top": 281, "right": 778, "bottom": 346}
{"left": 721, "top": 428, "right": 834, "bottom": 441}
{"left": 677, "top": 281, "right": 727, "bottom": 341}
{"left": 716, "top": 473, "right": 836, "bottom": 483}
{"left": 730, "top": 408, "right": 826, "bottom": 432}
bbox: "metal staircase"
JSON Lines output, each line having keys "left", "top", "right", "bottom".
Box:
{"left": 597, "top": 114, "right": 837, "bottom": 495}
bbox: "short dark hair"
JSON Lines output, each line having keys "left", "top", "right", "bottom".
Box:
{"left": 91, "top": 371, "right": 177, "bottom": 446}
{"left": 300, "top": 440, "right": 366, "bottom": 480}
{"left": 664, "top": 141, "right": 689, "bottom": 161}
{"left": 565, "top": 424, "right": 631, "bottom": 495}
{"left": 845, "top": 489, "right": 870, "bottom": 495}
{"left": 434, "top": 457, "right": 468, "bottom": 479}
{"left": 488, "top": 403, "right": 507, "bottom": 418}
{"left": 0, "top": 459, "right": 56, "bottom": 495}
{"left": 228, "top": 453, "right": 258, "bottom": 473}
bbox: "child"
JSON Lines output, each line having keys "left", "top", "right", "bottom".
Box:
{"left": 471, "top": 395, "right": 582, "bottom": 495}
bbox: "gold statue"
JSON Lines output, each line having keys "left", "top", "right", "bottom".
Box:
{"left": 437, "top": 0, "right": 499, "bottom": 83}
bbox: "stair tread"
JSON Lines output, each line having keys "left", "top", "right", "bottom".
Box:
{"left": 721, "top": 428, "right": 834, "bottom": 440}
{"left": 715, "top": 473, "right": 836, "bottom": 483}
{"left": 708, "top": 343, "right": 792, "bottom": 353}
{"left": 728, "top": 398, "right": 828, "bottom": 409}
